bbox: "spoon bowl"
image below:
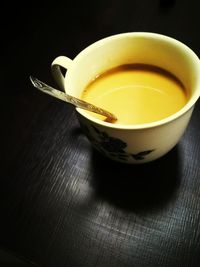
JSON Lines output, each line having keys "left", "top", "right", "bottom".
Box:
{"left": 29, "top": 76, "right": 117, "bottom": 123}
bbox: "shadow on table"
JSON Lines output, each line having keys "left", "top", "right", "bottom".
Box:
{"left": 0, "top": 247, "right": 38, "bottom": 266}
{"left": 90, "top": 146, "right": 181, "bottom": 213}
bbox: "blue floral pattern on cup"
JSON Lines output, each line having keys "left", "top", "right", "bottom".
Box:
{"left": 82, "top": 124, "right": 155, "bottom": 162}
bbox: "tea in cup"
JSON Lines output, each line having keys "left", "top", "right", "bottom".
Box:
{"left": 81, "top": 63, "right": 188, "bottom": 125}
{"left": 51, "top": 32, "right": 200, "bottom": 163}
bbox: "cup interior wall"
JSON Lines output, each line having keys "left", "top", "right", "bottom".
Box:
{"left": 65, "top": 35, "right": 198, "bottom": 99}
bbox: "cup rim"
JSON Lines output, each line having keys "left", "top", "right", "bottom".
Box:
{"left": 66, "top": 32, "right": 200, "bottom": 130}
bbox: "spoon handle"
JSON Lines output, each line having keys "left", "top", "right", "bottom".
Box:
{"left": 29, "top": 76, "right": 117, "bottom": 123}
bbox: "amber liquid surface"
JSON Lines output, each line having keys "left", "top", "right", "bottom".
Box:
{"left": 81, "top": 64, "right": 188, "bottom": 124}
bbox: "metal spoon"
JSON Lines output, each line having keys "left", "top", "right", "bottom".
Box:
{"left": 29, "top": 76, "right": 117, "bottom": 123}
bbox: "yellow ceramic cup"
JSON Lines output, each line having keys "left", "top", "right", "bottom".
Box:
{"left": 51, "top": 32, "right": 200, "bottom": 163}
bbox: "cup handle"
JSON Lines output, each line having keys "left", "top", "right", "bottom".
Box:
{"left": 51, "top": 56, "right": 73, "bottom": 91}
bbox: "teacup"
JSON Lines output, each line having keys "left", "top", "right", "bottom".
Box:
{"left": 51, "top": 32, "right": 200, "bottom": 163}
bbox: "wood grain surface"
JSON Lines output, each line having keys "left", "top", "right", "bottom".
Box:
{"left": 1, "top": 1, "right": 200, "bottom": 266}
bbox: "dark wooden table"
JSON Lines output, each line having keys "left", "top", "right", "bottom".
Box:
{"left": 1, "top": 1, "right": 200, "bottom": 266}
